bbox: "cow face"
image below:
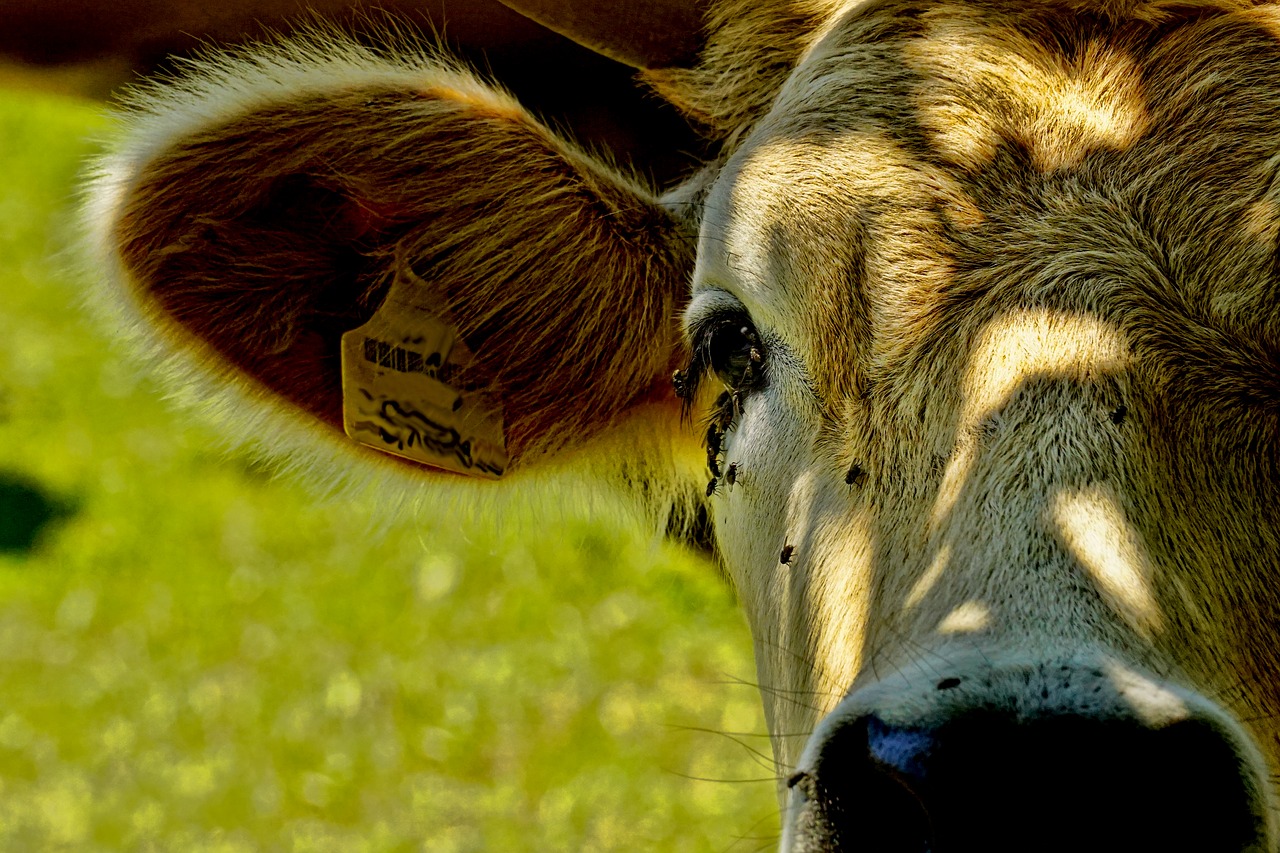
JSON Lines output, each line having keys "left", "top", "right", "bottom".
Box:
{"left": 91, "top": 0, "right": 1280, "bottom": 849}
{"left": 678, "top": 2, "right": 1280, "bottom": 847}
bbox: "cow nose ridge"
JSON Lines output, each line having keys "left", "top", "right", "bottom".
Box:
{"left": 789, "top": 710, "right": 1270, "bottom": 853}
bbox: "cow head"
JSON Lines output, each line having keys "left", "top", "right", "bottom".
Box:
{"left": 89, "top": 0, "right": 1280, "bottom": 848}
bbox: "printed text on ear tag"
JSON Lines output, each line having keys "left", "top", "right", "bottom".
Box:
{"left": 340, "top": 266, "right": 507, "bottom": 479}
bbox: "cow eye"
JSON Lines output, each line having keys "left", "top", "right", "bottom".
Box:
{"left": 675, "top": 310, "right": 767, "bottom": 409}
{"left": 706, "top": 318, "right": 764, "bottom": 389}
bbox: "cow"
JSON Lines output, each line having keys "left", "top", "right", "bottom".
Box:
{"left": 85, "top": 0, "right": 1280, "bottom": 848}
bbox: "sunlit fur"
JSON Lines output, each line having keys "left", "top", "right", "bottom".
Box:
{"left": 688, "top": 0, "right": 1280, "bottom": 836}
{"left": 86, "top": 32, "right": 706, "bottom": 533}
{"left": 89, "top": 0, "right": 1280, "bottom": 846}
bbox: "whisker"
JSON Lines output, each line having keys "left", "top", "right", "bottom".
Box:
{"left": 669, "top": 726, "right": 790, "bottom": 774}
{"left": 663, "top": 769, "right": 784, "bottom": 785}
{"left": 718, "top": 811, "right": 783, "bottom": 853}
{"left": 751, "top": 635, "right": 848, "bottom": 698}
{"left": 664, "top": 724, "right": 811, "bottom": 738}
{"left": 709, "top": 675, "right": 838, "bottom": 698}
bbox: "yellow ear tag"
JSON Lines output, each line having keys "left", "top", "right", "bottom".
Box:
{"left": 340, "top": 265, "right": 508, "bottom": 479}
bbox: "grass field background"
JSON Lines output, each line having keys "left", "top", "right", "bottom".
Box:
{"left": 0, "top": 87, "right": 779, "bottom": 851}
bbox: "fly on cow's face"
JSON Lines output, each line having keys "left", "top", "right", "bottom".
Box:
{"left": 706, "top": 423, "right": 722, "bottom": 458}
{"left": 671, "top": 369, "right": 690, "bottom": 401}
{"left": 703, "top": 394, "right": 737, "bottom": 487}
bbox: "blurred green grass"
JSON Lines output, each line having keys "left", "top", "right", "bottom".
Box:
{"left": 0, "top": 88, "right": 779, "bottom": 851}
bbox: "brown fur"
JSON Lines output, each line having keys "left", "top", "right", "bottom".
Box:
{"left": 644, "top": 0, "right": 849, "bottom": 136}
{"left": 680, "top": 0, "right": 1280, "bottom": 815}
{"left": 110, "top": 50, "right": 693, "bottom": 467}
{"left": 90, "top": 1, "right": 1280, "bottom": 844}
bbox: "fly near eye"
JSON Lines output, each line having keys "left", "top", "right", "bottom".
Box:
{"left": 707, "top": 319, "right": 764, "bottom": 389}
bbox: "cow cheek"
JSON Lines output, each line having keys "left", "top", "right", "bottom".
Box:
{"left": 711, "top": 394, "right": 876, "bottom": 755}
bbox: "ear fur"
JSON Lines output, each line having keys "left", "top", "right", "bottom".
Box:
{"left": 643, "top": 0, "right": 849, "bottom": 138}
{"left": 87, "top": 31, "right": 699, "bottom": 505}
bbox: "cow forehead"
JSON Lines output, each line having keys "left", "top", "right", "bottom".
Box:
{"left": 697, "top": 0, "right": 1280, "bottom": 411}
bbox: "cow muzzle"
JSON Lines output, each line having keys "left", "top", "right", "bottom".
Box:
{"left": 780, "top": 657, "right": 1274, "bottom": 852}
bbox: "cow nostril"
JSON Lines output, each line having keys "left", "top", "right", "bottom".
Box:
{"left": 801, "top": 712, "right": 1268, "bottom": 852}
{"left": 802, "top": 719, "right": 934, "bottom": 852}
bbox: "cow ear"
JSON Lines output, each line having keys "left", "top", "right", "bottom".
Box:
{"left": 89, "top": 39, "right": 696, "bottom": 482}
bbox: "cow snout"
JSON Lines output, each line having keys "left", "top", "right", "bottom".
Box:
{"left": 782, "top": 664, "right": 1272, "bottom": 852}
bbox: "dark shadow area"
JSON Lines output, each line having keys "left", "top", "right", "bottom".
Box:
{"left": 0, "top": 0, "right": 708, "bottom": 187}
{"left": 0, "top": 473, "right": 73, "bottom": 555}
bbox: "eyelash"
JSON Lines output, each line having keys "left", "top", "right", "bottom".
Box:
{"left": 674, "top": 312, "right": 766, "bottom": 413}
{"left": 674, "top": 311, "right": 766, "bottom": 490}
